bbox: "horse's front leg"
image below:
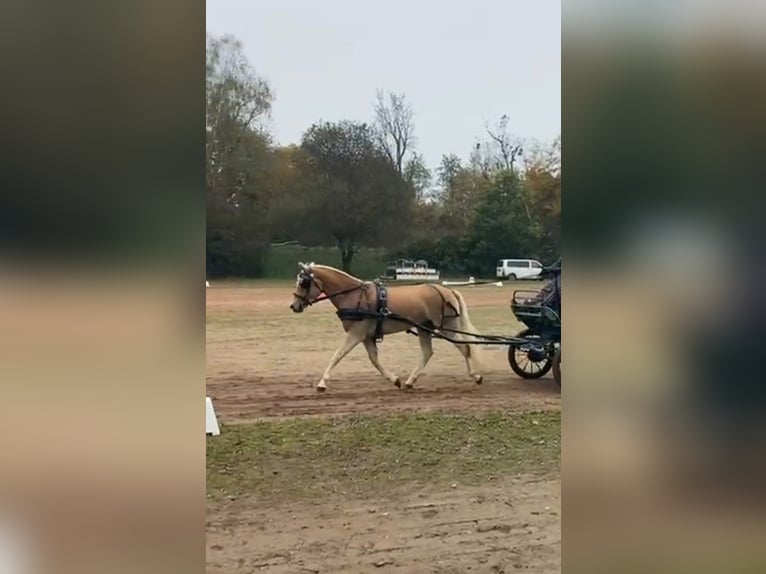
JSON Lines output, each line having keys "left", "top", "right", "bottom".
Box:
{"left": 316, "top": 331, "right": 362, "bottom": 392}
{"left": 363, "top": 339, "right": 401, "bottom": 387}
{"left": 402, "top": 331, "right": 433, "bottom": 389}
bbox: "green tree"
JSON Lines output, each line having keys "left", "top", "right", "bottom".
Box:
{"left": 267, "top": 144, "right": 312, "bottom": 241}
{"left": 442, "top": 165, "right": 488, "bottom": 237}
{"left": 205, "top": 33, "right": 275, "bottom": 277}
{"left": 462, "top": 171, "right": 542, "bottom": 274}
{"left": 523, "top": 136, "right": 561, "bottom": 261}
{"left": 392, "top": 154, "right": 484, "bottom": 275}
{"left": 435, "top": 153, "right": 462, "bottom": 203}
{"left": 297, "top": 120, "right": 412, "bottom": 271}
{"left": 403, "top": 152, "right": 432, "bottom": 202}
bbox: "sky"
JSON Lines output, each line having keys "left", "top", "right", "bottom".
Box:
{"left": 206, "top": 0, "right": 560, "bottom": 170}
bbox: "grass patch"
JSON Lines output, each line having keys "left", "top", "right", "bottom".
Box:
{"left": 207, "top": 410, "right": 559, "bottom": 503}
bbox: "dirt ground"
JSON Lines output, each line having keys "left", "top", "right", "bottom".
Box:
{"left": 207, "top": 477, "right": 560, "bottom": 574}
{"left": 206, "top": 281, "right": 560, "bottom": 422}
{"left": 206, "top": 281, "right": 560, "bottom": 573}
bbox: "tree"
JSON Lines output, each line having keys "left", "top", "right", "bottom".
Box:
{"left": 440, "top": 161, "right": 488, "bottom": 237}
{"left": 468, "top": 115, "right": 534, "bottom": 225}
{"left": 403, "top": 152, "right": 433, "bottom": 202}
{"left": 392, "top": 155, "right": 486, "bottom": 275}
{"left": 206, "top": 33, "right": 273, "bottom": 196}
{"left": 468, "top": 114, "right": 525, "bottom": 181}
{"left": 524, "top": 135, "right": 561, "bottom": 177}
{"left": 262, "top": 144, "right": 308, "bottom": 241}
{"left": 297, "top": 121, "right": 412, "bottom": 271}
{"left": 206, "top": 33, "right": 275, "bottom": 277}
{"left": 523, "top": 137, "right": 561, "bottom": 261}
{"left": 485, "top": 114, "right": 524, "bottom": 174}
{"left": 435, "top": 154, "right": 462, "bottom": 202}
{"left": 373, "top": 89, "right": 433, "bottom": 203}
{"left": 462, "top": 171, "right": 541, "bottom": 274}
{"left": 373, "top": 89, "right": 415, "bottom": 177}
{"left": 206, "top": 34, "right": 272, "bottom": 129}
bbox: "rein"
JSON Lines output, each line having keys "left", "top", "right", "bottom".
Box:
{"left": 294, "top": 272, "right": 366, "bottom": 307}
{"left": 294, "top": 267, "right": 498, "bottom": 345}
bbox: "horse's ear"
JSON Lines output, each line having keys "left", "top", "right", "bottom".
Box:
{"left": 298, "top": 261, "right": 307, "bottom": 271}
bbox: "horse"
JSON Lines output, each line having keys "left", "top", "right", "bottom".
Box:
{"left": 289, "top": 261, "right": 484, "bottom": 392}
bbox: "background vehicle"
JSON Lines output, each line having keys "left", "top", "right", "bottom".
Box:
{"left": 496, "top": 259, "right": 543, "bottom": 280}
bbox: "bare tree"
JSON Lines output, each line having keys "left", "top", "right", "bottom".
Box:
{"left": 524, "top": 135, "right": 561, "bottom": 177}
{"left": 485, "top": 114, "right": 523, "bottom": 174}
{"left": 373, "top": 89, "right": 415, "bottom": 177}
{"left": 472, "top": 115, "right": 533, "bottom": 224}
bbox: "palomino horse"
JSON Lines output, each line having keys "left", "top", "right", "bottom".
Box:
{"left": 290, "top": 262, "right": 483, "bottom": 392}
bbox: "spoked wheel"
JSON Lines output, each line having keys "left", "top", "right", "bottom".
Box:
{"left": 552, "top": 347, "right": 561, "bottom": 387}
{"left": 508, "top": 330, "right": 553, "bottom": 379}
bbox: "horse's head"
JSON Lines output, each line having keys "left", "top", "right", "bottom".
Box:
{"left": 290, "top": 261, "right": 323, "bottom": 313}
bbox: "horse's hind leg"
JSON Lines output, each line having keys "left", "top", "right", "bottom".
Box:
{"left": 363, "top": 339, "right": 401, "bottom": 387}
{"left": 403, "top": 330, "right": 433, "bottom": 389}
{"left": 442, "top": 316, "right": 483, "bottom": 384}
{"left": 317, "top": 331, "right": 361, "bottom": 392}
{"left": 453, "top": 341, "right": 483, "bottom": 384}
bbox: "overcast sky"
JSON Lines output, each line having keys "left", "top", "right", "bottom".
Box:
{"left": 206, "top": 0, "right": 560, "bottom": 169}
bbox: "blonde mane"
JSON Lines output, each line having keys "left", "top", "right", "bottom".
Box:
{"left": 310, "top": 263, "right": 363, "bottom": 283}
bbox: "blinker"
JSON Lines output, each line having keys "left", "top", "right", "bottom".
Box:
{"left": 299, "top": 274, "right": 312, "bottom": 290}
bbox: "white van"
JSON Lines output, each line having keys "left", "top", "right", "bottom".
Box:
{"left": 496, "top": 259, "right": 543, "bottom": 280}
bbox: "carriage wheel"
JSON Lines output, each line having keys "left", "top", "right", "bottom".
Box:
{"left": 552, "top": 347, "right": 561, "bottom": 387}
{"left": 507, "top": 330, "right": 553, "bottom": 379}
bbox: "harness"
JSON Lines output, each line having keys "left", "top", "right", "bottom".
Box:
{"left": 426, "top": 284, "right": 460, "bottom": 326}
{"left": 293, "top": 271, "right": 365, "bottom": 307}
{"left": 296, "top": 271, "right": 459, "bottom": 342}
{"left": 335, "top": 279, "right": 390, "bottom": 341}
{"left": 294, "top": 270, "right": 384, "bottom": 334}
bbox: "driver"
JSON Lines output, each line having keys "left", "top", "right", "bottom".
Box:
{"left": 536, "top": 258, "right": 561, "bottom": 314}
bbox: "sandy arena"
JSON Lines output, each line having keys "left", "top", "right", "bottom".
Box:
{"left": 206, "top": 281, "right": 561, "bottom": 421}
{"left": 207, "top": 281, "right": 561, "bottom": 573}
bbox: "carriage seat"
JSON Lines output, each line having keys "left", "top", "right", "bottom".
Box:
{"left": 512, "top": 278, "right": 561, "bottom": 324}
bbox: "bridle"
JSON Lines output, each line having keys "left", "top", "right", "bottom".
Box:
{"left": 293, "top": 270, "right": 366, "bottom": 307}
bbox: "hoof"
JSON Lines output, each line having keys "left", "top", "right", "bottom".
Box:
{"left": 316, "top": 385, "right": 327, "bottom": 393}
{"left": 393, "top": 379, "right": 401, "bottom": 388}
{"left": 404, "top": 383, "right": 414, "bottom": 390}
{"left": 475, "top": 375, "right": 483, "bottom": 385}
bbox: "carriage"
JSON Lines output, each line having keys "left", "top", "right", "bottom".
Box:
{"left": 291, "top": 258, "right": 561, "bottom": 391}
{"left": 506, "top": 260, "right": 561, "bottom": 386}
{"left": 405, "top": 258, "right": 561, "bottom": 386}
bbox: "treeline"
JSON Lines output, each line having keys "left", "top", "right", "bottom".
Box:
{"left": 206, "top": 33, "right": 560, "bottom": 278}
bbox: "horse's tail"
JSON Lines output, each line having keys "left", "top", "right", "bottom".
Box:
{"left": 449, "top": 288, "right": 478, "bottom": 336}
{"left": 448, "top": 288, "right": 482, "bottom": 360}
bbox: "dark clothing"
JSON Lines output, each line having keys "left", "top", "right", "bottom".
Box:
{"left": 538, "top": 273, "right": 561, "bottom": 315}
